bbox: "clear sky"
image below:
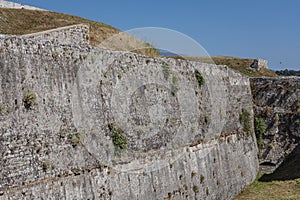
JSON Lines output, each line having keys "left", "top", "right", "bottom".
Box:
{"left": 10, "top": 0, "right": 300, "bottom": 70}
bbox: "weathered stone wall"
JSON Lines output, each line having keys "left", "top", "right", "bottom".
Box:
{"left": 0, "top": 35, "right": 258, "bottom": 199}
{"left": 251, "top": 77, "right": 300, "bottom": 170}
{"left": 22, "top": 24, "right": 90, "bottom": 46}
{"left": 0, "top": 0, "right": 45, "bottom": 10}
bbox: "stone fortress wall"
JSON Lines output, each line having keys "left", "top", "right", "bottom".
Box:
{"left": 0, "top": 24, "right": 259, "bottom": 199}
{"left": 22, "top": 24, "right": 90, "bottom": 47}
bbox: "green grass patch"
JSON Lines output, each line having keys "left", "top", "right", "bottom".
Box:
{"left": 109, "top": 122, "right": 128, "bottom": 152}
{"left": 254, "top": 117, "right": 266, "bottom": 149}
{"left": 162, "top": 62, "right": 170, "bottom": 80}
{"left": 112, "top": 129, "right": 128, "bottom": 151}
{"left": 235, "top": 174, "right": 300, "bottom": 200}
{"left": 0, "top": 8, "right": 160, "bottom": 57}
{"left": 195, "top": 69, "right": 205, "bottom": 87}
{"left": 239, "top": 109, "right": 251, "bottom": 134}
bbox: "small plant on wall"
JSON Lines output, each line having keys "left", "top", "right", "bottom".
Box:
{"left": 195, "top": 69, "right": 205, "bottom": 87}
{"left": 162, "top": 62, "right": 170, "bottom": 80}
{"left": 23, "top": 91, "right": 37, "bottom": 109}
{"left": 109, "top": 122, "right": 128, "bottom": 154}
{"left": 239, "top": 109, "right": 251, "bottom": 134}
{"left": 254, "top": 117, "right": 266, "bottom": 150}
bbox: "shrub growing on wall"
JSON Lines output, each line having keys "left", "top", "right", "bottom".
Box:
{"left": 195, "top": 69, "right": 205, "bottom": 87}
{"left": 23, "top": 91, "right": 37, "bottom": 109}
{"left": 239, "top": 109, "right": 251, "bottom": 134}
{"left": 254, "top": 117, "right": 266, "bottom": 149}
{"left": 109, "top": 122, "right": 128, "bottom": 152}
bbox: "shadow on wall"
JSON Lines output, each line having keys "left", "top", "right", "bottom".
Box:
{"left": 259, "top": 143, "right": 300, "bottom": 182}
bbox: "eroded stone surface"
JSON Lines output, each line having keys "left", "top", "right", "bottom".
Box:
{"left": 251, "top": 77, "right": 300, "bottom": 170}
{"left": 0, "top": 34, "right": 258, "bottom": 199}
{"left": 22, "top": 24, "right": 90, "bottom": 47}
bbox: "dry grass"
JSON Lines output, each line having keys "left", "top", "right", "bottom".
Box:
{"left": 1, "top": 8, "right": 279, "bottom": 72}
{"left": 211, "top": 56, "right": 277, "bottom": 77}
{"left": 171, "top": 56, "right": 277, "bottom": 77}
{"left": 0, "top": 8, "right": 160, "bottom": 57}
{"left": 235, "top": 174, "right": 300, "bottom": 200}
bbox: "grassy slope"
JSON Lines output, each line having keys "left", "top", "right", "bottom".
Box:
{"left": 0, "top": 8, "right": 160, "bottom": 56}
{"left": 211, "top": 56, "right": 277, "bottom": 77}
{"left": 234, "top": 174, "right": 300, "bottom": 200}
{"left": 0, "top": 8, "right": 278, "bottom": 77}
{"left": 236, "top": 146, "right": 300, "bottom": 199}
{"left": 170, "top": 56, "right": 277, "bottom": 77}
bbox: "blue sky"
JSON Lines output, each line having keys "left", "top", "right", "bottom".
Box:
{"left": 10, "top": 0, "right": 300, "bottom": 70}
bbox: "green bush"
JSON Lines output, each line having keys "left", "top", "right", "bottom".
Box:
{"left": 195, "top": 69, "right": 205, "bottom": 87}
{"left": 162, "top": 62, "right": 170, "bottom": 80}
{"left": 254, "top": 117, "right": 266, "bottom": 149}
{"left": 239, "top": 109, "right": 251, "bottom": 134}
{"left": 254, "top": 117, "right": 266, "bottom": 135}
{"left": 109, "top": 123, "right": 128, "bottom": 151}
{"left": 23, "top": 91, "right": 37, "bottom": 109}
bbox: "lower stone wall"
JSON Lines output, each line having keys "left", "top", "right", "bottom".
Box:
{"left": 0, "top": 135, "right": 257, "bottom": 200}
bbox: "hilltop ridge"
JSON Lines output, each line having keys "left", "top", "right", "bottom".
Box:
{"left": 0, "top": 4, "right": 278, "bottom": 77}
{"left": 169, "top": 56, "right": 278, "bottom": 77}
{"left": 0, "top": 7, "right": 160, "bottom": 57}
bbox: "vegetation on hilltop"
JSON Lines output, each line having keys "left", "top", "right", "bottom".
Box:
{"left": 211, "top": 56, "right": 277, "bottom": 77}
{"left": 0, "top": 8, "right": 278, "bottom": 77}
{"left": 234, "top": 174, "right": 300, "bottom": 200}
{"left": 275, "top": 69, "right": 300, "bottom": 76}
{"left": 0, "top": 8, "right": 160, "bottom": 57}
{"left": 168, "top": 56, "right": 277, "bottom": 77}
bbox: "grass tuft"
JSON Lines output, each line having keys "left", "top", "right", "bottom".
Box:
{"left": 235, "top": 174, "right": 300, "bottom": 200}
{"left": 23, "top": 91, "right": 37, "bottom": 109}
{"left": 195, "top": 69, "right": 205, "bottom": 87}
